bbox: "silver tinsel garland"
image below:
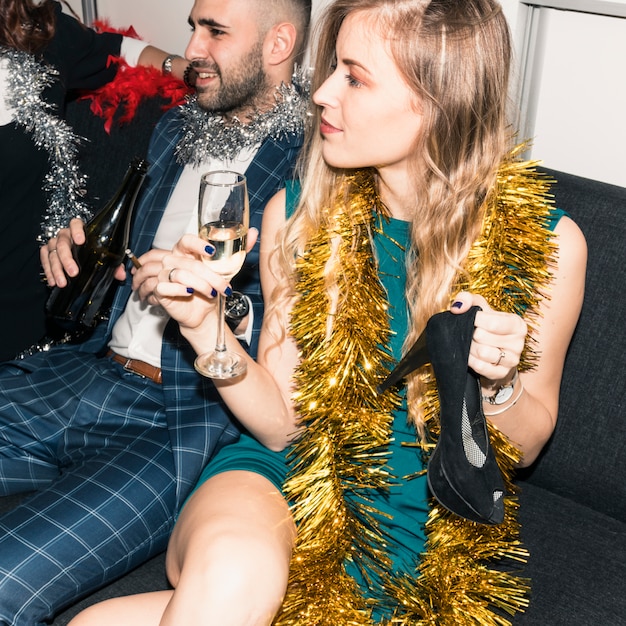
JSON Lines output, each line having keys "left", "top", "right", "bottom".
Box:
{"left": 176, "top": 67, "right": 311, "bottom": 165}
{"left": 1, "top": 47, "right": 91, "bottom": 241}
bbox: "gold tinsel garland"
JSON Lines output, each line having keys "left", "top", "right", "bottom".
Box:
{"left": 273, "top": 155, "right": 557, "bottom": 625}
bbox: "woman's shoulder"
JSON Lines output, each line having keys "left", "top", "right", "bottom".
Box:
{"left": 550, "top": 213, "right": 588, "bottom": 295}
{"left": 265, "top": 187, "right": 288, "bottom": 223}
{"left": 259, "top": 188, "right": 287, "bottom": 258}
{"left": 553, "top": 213, "right": 587, "bottom": 257}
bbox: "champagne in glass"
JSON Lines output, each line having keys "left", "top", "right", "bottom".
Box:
{"left": 194, "top": 170, "right": 249, "bottom": 379}
{"left": 198, "top": 221, "right": 247, "bottom": 280}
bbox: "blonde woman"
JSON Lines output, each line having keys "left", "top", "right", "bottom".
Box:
{"left": 71, "top": 0, "right": 586, "bottom": 623}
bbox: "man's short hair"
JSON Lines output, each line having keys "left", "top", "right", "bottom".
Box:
{"left": 254, "top": 0, "right": 312, "bottom": 60}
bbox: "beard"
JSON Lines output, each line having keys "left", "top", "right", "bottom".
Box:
{"left": 193, "top": 41, "right": 270, "bottom": 116}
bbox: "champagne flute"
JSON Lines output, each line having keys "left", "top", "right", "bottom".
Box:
{"left": 194, "top": 170, "right": 249, "bottom": 379}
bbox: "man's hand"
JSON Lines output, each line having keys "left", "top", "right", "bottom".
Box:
{"left": 130, "top": 248, "right": 170, "bottom": 305}
{"left": 40, "top": 218, "right": 87, "bottom": 287}
{"left": 41, "top": 217, "right": 128, "bottom": 287}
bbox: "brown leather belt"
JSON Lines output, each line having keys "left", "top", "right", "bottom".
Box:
{"left": 107, "top": 350, "right": 162, "bottom": 384}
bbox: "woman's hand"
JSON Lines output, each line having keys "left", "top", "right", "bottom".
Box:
{"left": 450, "top": 291, "right": 527, "bottom": 387}
{"left": 154, "top": 230, "right": 258, "bottom": 331}
{"left": 153, "top": 240, "right": 222, "bottom": 331}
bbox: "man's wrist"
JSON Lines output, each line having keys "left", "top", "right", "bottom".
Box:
{"left": 161, "top": 55, "right": 192, "bottom": 83}
{"left": 161, "top": 54, "right": 180, "bottom": 75}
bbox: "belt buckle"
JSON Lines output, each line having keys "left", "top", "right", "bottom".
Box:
{"left": 122, "top": 358, "right": 147, "bottom": 379}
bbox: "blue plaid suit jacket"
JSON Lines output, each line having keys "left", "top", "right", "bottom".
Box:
{"left": 78, "top": 106, "right": 303, "bottom": 505}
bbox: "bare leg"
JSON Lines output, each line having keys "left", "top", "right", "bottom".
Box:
{"left": 69, "top": 470, "right": 295, "bottom": 626}
{"left": 67, "top": 592, "right": 173, "bottom": 626}
{"left": 162, "top": 470, "right": 295, "bottom": 625}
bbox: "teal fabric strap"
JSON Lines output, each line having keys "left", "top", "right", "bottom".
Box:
{"left": 285, "top": 179, "right": 301, "bottom": 220}
{"left": 547, "top": 207, "right": 567, "bottom": 232}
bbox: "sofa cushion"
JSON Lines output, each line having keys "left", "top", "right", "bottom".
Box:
{"left": 516, "top": 169, "right": 626, "bottom": 522}
{"left": 53, "top": 553, "right": 169, "bottom": 625}
{"left": 65, "top": 94, "right": 168, "bottom": 209}
{"left": 511, "top": 483, "right": 626, "bottom": 625}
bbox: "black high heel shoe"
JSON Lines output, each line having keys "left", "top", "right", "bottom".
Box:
{"left": 378, "top": 306, "right": 505, "bottom": 525}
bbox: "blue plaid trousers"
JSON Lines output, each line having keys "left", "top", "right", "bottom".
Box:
{"left": 0, "top": 350, "right": 177, "bottom": 625}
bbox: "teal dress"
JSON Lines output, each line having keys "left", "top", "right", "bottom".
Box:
{"left": 190, "top": 206, "right": 430, "bottom": 610}
{"left": 191, "top": 187, "right": 566, "bottom": 615}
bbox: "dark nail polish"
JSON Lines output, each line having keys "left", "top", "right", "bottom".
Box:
{"left": 205, "top": 244, "right": 216, "bottom": 255}
{"left": 186, "top": 287, "right": 194, "bottom": 294}
{"left": 224, "top": 286, "right": 233, "bottom": 297}
{"left": 452, "top": 301, "right": 463, "bottom": 309}
{"left": 210, "top": 288, "right": 218, "bottom": 298}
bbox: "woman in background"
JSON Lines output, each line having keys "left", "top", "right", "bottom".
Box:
{"left": 70, "top": 0, "right": 586, "bottom": 623}
{"left": 0, "top": 0, "right": 186, "bottom": 359}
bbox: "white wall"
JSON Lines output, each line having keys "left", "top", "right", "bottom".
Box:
{"left": 64, "top": 0, "right": 332, "bottom": 53}
{"left": 513, "top": 4, "right": 626, "bottom": 186}
{"left": 63, "top": 0, "right": 188, "bottom": 53}
{"left": 66, "top": 0, "right": 521, "bottom": 52}
{"left": 65, "top": 0, "right": 625, "bottom": 187}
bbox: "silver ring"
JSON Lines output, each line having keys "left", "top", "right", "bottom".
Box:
{"left": 493, "top": 348, "right": 506, "bottom": 367}
{"left": 49, "top": 248, "right": 58, "bottom": 255}
{"left": 168, "top": 268, "right": 177, "bottom": 283}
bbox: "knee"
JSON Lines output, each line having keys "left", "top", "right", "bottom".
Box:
{"left": 172, "top": 525, "right": 292, "bottom": 620}
{"left": 221, "top": 532, "right": 290, "bottom": 596}
{"left": 164, "top": 472, "right": 295, "bottom": 622}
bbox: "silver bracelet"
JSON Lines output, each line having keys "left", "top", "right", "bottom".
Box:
{"left": 483, "top": 382, "right": 525, "bottom": 416}
{"left": 162, "top": 54, "right": 180, "bottom": 75}
{"left": 481, "top": 369, "right": 519, "bottom": 405}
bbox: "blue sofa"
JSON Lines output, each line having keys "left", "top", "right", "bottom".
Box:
{"left": 54, "top": 171, "right": 626, "bottom": 625}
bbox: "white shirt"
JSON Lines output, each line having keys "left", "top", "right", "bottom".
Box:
{"left": 108, "top": 148, "right": 257, "bottom": 367}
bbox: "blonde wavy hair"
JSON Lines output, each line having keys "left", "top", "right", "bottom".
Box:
{"left": 267, "top": 0, "right": 512, "bottom": 430}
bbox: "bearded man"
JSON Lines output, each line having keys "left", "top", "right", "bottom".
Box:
{"left": 0, "top": 1, "right": 311, "bottom": 624}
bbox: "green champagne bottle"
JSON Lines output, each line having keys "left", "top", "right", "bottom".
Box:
{"left": 46, "top": 157, "right": 148, "bottom": 329}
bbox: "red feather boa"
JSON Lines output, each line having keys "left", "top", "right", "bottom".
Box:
{"left": 79, "top": 20, "right": 193, "bottom": 133}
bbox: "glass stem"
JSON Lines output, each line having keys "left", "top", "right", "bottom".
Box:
{"left": 215, "top": 292, "right": 227, "bottom": 354}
